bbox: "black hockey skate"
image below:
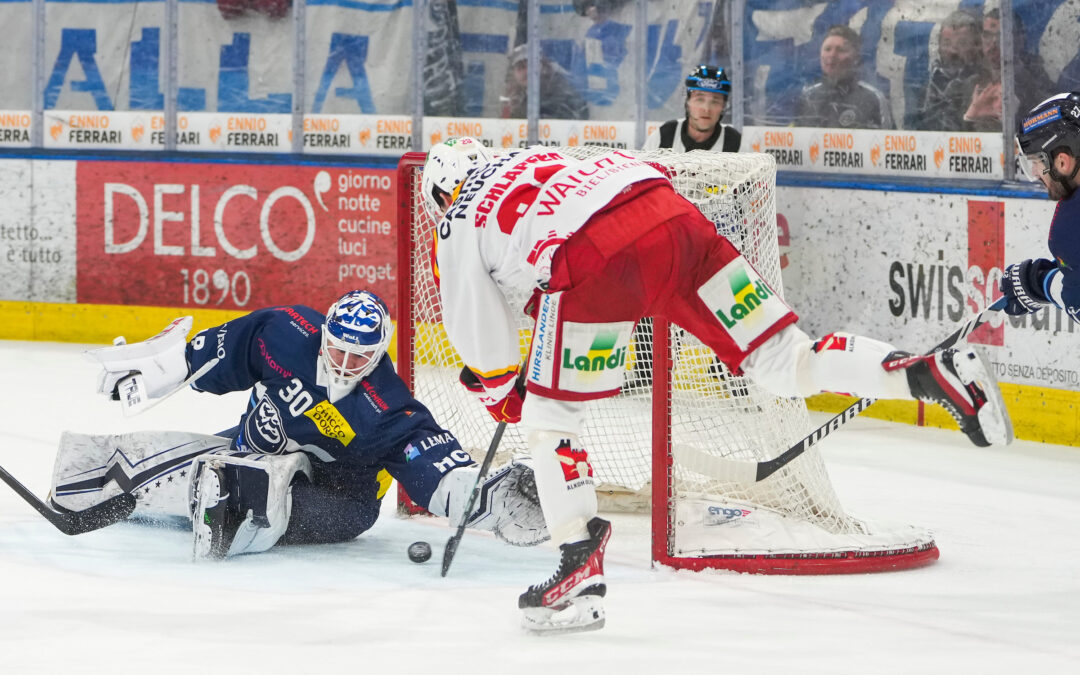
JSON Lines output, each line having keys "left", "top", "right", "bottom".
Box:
{"left": 893, "top": 347, "right": 1013, "bottom": 447}
{"left": 518, "top": 517, "right": 611, "bottom": 635}
{"left": 191, "top": 463, "right": 241, "bottom": 561}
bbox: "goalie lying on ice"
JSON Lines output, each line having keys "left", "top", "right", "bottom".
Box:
{"left": 48, "top": 290, "right": 548, "bottom": 559}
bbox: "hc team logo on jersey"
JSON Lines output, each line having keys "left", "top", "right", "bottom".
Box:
{"left": 244, "top": 395, "right": 288, "bottom": 454}
{"left": 697, "top": 258, "right": 791, "bottom": 351}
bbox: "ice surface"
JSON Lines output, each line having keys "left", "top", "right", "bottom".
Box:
{"left": 0, "top": 340, "right": 1077, "bottom": 673}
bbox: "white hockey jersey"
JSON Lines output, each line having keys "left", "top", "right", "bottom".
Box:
{"left": 434, "top": 147, "right": 665, "bottom": 378}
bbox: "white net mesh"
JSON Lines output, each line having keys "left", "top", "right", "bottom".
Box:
{"left": 400, "top": 147, "right": 933, "bottom": 567}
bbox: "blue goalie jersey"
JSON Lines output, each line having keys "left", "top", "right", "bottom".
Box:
{"left": 185, "top": 305, "right": 471, "bottom": 541}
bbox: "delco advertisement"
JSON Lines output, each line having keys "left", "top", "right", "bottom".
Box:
{"left": 73, "top": 161, "right": 397, "bottom": 313}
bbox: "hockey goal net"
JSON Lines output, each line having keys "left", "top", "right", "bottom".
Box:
{"left": 395, "top": 147, "right": 938, "bottom": 574}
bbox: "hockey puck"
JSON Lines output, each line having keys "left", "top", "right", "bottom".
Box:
{"left": 408, "top": 541, "right": 432, "bottom": 563}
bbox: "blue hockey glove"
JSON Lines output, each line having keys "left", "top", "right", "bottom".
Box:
{"left": 1000, "top": 258, "right": 1057, "bottom": 316}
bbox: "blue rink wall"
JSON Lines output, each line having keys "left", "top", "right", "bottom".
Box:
{"left": 0, "top": 149, "right": 1075, "bottom": 447}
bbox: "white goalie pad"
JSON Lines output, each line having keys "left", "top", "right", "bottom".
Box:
{"left": 190, "top": 452, "right": 312, "bottom": 558}
{"left": 86, "top": 316, "right": 192, "bottom": 400}
{"left": 50, "top": 430, "right": 232, "bottom": 520}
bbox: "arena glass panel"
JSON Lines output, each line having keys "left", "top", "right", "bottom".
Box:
{"left": 43, "top": 0, "right": 166, "bottom": 113}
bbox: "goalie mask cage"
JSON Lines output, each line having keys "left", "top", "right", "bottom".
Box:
{"left": 395, "top": 147, "right": 938, "bottom": 574}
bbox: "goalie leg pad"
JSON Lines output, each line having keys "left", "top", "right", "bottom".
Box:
{"left": 190, "top": 452, "right": 312, "bottom": 560}
{"left": 50, "top": 430, "right": 232, "bottom": 521}
{"left": 431, "top": 460, "right": 550, "bottom": 547}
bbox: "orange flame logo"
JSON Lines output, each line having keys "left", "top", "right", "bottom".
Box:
{"left": 568, "top": 134, "right": 579, "bottom": 146}
{"left": 751, "top": 138, "right": 761, "bottom": 152}
{"left": 870, "top": 145, "right": 881, "bottom": 166}
{"left": 49, "top": 123, "right": 62, "bottom": 140}
{"left": 287, "top": 130, "right": 293, "bottom": 143}
{"left": 359, "top": 129, "right": 371, "bottom": 146}
{"left": 131, "top": 124, "right": 144, "bottom": 142}
{"left": 430, "top": 130, "right": 443, "bottom": 146}
{"left": 209, "top": 125, "right": 222, "bottom": 143}
{"left": 934, "top": 145, "right": 945, "bottom": 168}
{"left": 501, "top": 132, "right": 514, "bottom": 148}
{"left": 809, "top": 143, "right": 820, "bottom": 163}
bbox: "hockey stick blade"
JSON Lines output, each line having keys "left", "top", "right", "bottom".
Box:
{"left": 680, "top": 299, "right": 1007, "bottom": 484}
{"left": 0, "top": 464, "right": 136, "bottom": 535}
{"left": 441, "top": 419, "right": 508, "bottom": 577}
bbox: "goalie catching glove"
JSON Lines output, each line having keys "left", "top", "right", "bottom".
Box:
{"left": 85, "top": 316, "right": 193, "bottom": 399}
{"left": 1000, "top": 258, "right": 1060, "bottom": 316}
{"left": 459, "top": 366, "right": 526, "bottom": 424}
{"left": 429, "top": 459, "right": 549, "bottom": 546}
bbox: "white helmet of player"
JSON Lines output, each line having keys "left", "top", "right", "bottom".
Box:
{"left": 319, "top": 290, "right": 393, "bottom": 402}
{"left": 421, "top": 137, "right": 492, "bottom": 221}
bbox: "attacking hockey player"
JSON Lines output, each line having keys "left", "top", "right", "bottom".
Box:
{"left": 1004, "top": 92, "right": 1080, "bottom": 322}
{"left": 49, "top": 290, "right": 548, "bottom": 560}
{"left": 421, "top": 137, "right": 1013, "bottom": 634}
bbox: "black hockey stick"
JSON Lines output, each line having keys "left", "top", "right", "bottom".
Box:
{"left": 441, "top": 419, "right": 507, "bottom": 577}
{"left": 675, "top": 298, "right": 1008, "bottom": 484}
{"left": 0, "top": 463, "right": 136, "bottom": 535}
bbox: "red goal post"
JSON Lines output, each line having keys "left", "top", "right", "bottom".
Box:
{"left": 395, "top": 147, "right": 938, "bottom": 574}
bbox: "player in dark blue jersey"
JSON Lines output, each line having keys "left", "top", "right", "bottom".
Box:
{"left": 50, "top": 290, "right": 547, "bottom": 559}
{"left": 1004, "top": 92, "right": 1080, "bottom": 323}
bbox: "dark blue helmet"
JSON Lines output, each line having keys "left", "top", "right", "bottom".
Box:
{"left": 1016, "top": 92, "right": 1080, "bottom": 181}
{"left": 686, "top": 65, "right": 732, "bottom": 98}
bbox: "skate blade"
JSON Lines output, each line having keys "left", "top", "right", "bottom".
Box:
{"left": 957, "top": 347, "right": 1014, "bottom": 446}
{"left": 521, "top": 596, "right": 606, "bottom": 636}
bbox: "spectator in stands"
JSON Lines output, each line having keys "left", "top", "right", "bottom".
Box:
{"left": 950, "top": 9, "right": 1053, "bottom": 132}
{"left": 917, "top": 9, "right": 983, "bottom": 130}
{"left": 796, "top": 25, "right": 892, "bottom": 129}
{"left": 501, "top": 44, "right": 589, "bottom": 121}
{"left": 643, "top": 64, "right": 741, "bottom": 151}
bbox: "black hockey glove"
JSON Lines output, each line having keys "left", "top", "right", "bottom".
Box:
{"left": 1000, "top": 258, "right": 1057, "bottom": 315}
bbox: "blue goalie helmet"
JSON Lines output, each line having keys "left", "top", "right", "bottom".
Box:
{"left": 320, "top": 290, "right": 393, "bottom": 388}
{"left": 686, "top": 64, "right": 732, "bottom": 98}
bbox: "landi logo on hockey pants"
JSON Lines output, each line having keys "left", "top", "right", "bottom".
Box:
{"left": 551, "top": 319, "right": 633, "bottom": 394}
{"left": 697, "top": 258, "right": 790, "bottom": 350}
{"left": 562, "top": 330, "right": 627, "bottom": 372}
{"left": 556, "top": 439, "right": 593, "bottom": 482}
{"left": 716, "top": 267, "right": 773, "bottom": 327}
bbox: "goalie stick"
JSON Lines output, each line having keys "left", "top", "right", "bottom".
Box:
{"left": 441, "top": 419, "right": 507, "bottom": 577}
{"left": 674, "top": 298, "right": 1008, "bottom": 484}
{"left": 0, "top": 463, "right": 136, "bottom": 535}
